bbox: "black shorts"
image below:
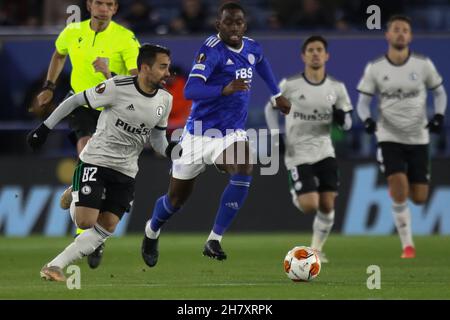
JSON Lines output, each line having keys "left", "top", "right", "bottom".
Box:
{"left": 67, "top": 106, "right": 101, "bottom": 141}
{"left": 377, "top": 142, "right": 430, "bottom": 183}
{"left": 288, "top": 157, "right": 339, "bottom": 195}
{"left": 72, "top": 161, "right": 135, "bottom": 219}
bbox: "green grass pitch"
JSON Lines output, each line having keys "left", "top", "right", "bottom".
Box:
{"left": 0, "top": 234, "right": 449, "bottom": 299}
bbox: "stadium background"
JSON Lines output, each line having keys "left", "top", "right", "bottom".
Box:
{"left": 1, "top": 0, "right": 450, "bottom": 237}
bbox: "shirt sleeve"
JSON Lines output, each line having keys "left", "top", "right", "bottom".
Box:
{"left": 155, "top": 94, "right": 173, "bottom": 129}
{"left": 188, "top": 42, "right": 220, "bottom": 82}
{"left": 83, "top": 78, "right": 117, "bottom": 109}
{"left": 336, "top": 82, "right": 353, "bottom": 112}
{"left": 357, "top": 63, "right": 377, "bottom": 96}
{"left": 121, "top": 31, "right": 140, "bottom": 72}
{"left": 55, "top": 24, "right": 72, "bottom": 55}
{"left": 270, "top": 79, "right": 287, "bottom": 107}
{"left": 424, "top": 58, "right": 443, "bottom": 90}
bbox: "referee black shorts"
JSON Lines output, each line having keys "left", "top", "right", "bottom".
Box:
{"left": 67, "top": 106, "right": 101, "bottom": 142}
{"left": 377, "top": 142, "right": 430, "bottom": 184}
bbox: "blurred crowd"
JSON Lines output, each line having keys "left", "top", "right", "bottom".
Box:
{"left": 1, "top": 0, "right": 450, "bottom": 33}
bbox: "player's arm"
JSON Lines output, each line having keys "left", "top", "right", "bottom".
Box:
{"left": 149, "top": 95, "right": 181, "bottom": 159}
{"left": 27, "top": 93, "right": 88, "bottom": 150}
{"left": 184, "top": 45, "right": 249, "bottom": 99}
{"left": 333, "top": 83, "right": 353, "bottom": 131}
{"left": 264, "top": 79, "right": 287, "bottom": 153}
{"left": 356, "top": 63, "right": 377, "bottom": 134}
{"left": 27, "top": 80, "right": 116, "bottom": 150}
{"left": 255, "top": 55, "right": 291, "bottom": 114}
{"left": 36, "top": 50, "right": 67, "bottom": 107}
{"left": 427, "top": 84, "right": 447, "bottom": 133}
{"left": 424, "top": 58, "right": 447, "bottom": 133}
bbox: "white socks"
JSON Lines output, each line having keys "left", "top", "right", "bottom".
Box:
{"left": 392, "top": 201, "right": 414, "bottom": 249}
{"left": 145, "top": 220, "right": 160, "bottom": 239}
{"left": 69, "top": 200, "right": 77, "bottom": 227}
{"left": 311, "top": 210, "right": 335, "bottom": 252}
{"left": 207, "top": 231, "right": 223, "bottom": 242}
{"left": 47, "top": 223, "right": 111, "bottom": 269}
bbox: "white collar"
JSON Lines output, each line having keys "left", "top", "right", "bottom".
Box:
{"left": 217, "top": 33, "right": 244, "bottom": 53}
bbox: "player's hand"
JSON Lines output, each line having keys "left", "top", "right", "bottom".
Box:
{"left": 274, "top": 96, "right": 291, "bottom": 115}
{"left": 165, "top": 141, "right": 183, "bottom": 160}
{"left": 332, "top": 106, "right": 346, "bottom": 127}
{"left": 426, "top": 114, "right": 444, "bottom": 134}
{"left": 27, "top": 123, "right": 51, "bottom": 151}
{"left": 364, "top": 118, "right": 377, "bottom": 134}
{"left": 93, "top": 57, "right": 111, "bottom": 79}
{"left": 222, "top": 79, "right": 250, "bottom": 96}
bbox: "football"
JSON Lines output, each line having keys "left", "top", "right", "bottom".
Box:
{"left": 284, "top": 246, "right": 321, "bottom": 282}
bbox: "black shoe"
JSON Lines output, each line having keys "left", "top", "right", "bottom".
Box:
{"left": 142, "top": 236, "right": 159, "bottom": 267}
{"left": 203, "top": 240, "right": 227, "bottom": 260}
{"left": 87, "top": 242, "right": 105, "bottom": 269}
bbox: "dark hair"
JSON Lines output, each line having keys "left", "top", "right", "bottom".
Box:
{"left": 301, "top": 35, "right": 328, "bottom": 53}
{"left": 386, "top": 15, "right": 412, "bottom": 30}
{"left": 218, "top": 1, "right": 245, "bottom": 17}
{"left": 137, "top": 44, "right": 171, "bottom": 70}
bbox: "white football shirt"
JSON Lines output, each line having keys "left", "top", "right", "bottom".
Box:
{"left": 81, "top": 76, "right": 173, "bottom": 178}
{"left": 357, "top": 52, "right": 442, "bottom": 144}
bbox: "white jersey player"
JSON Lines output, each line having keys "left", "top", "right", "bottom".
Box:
{"left": 356, "top": 15, "right": 447, "bottom": 258}
{"left": 27, "top": 44, "right": 178, "bottom": 281}
{"left": 265, "top": 36, "right": 353, "bottom": 262}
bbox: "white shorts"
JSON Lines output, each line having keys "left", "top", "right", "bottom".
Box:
{"left": 172, "top": 129, "right": 249, "bottom": 180}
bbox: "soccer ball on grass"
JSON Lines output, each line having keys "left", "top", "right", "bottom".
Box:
{"left": 284, "top": 246, "right": 321, "bottom": 282}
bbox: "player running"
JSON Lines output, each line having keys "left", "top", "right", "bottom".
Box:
{"left": 35, "top": 0, "right": 140, "bottom": 269}
{"left": 141, "top": 2, "right": 291, "bottom": 266}
{"left": 27, "top": 44, "right": 176, "bottom": 281}
{"left": 265, "top": 35, "right": 353, "bottom": 263}
{"left": 356, "top": 15, "right": 447, "bottom": 258}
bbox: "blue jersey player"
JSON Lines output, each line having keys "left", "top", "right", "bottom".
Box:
{"left": 141, "top": 2, "right": 291, "bottom": 266}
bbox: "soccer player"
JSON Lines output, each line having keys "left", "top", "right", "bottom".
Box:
{"left": 36, "top": 0, "right": 140, "bottom": 268}
{"left": 27, "top": 44, "right": 175, "bottom": 282}
{"left": 141, "top": 2, "right": 291, "bottom": 266}
{"left": 265, "top": 36, "right": 353, "bottom": 263}
{"left": 356, "top": 15, "right": 447, "bottom": 258}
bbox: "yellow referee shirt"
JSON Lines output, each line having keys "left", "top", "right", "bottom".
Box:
{"left": 55, "top": 19, "right": 140, "bottom": 94}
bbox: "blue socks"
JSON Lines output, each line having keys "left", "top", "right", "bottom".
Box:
{"left": 150, "top": 194, "right": 181, "bottom": 232}
{"left": 212, "top": 174, "right": 252, "bottom": 235}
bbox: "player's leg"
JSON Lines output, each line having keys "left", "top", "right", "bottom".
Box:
{"left": 142, "top": 131, "right": 202, "bottom": 267}
{"left": 379, "top": 142, "right": 415, "bottom": 258}
{"left": 41, "top": 169, "right": 105, "bottom": 282}
{"left": 288, "top": 164, "right": 319, "bottom": 214}
{"left": 309, "top": 158, "right": 339, "bottom": 262}
{"left": 407, "top": 144, "right": 430, "bottom": 205}
{"left": 387, "top": 173, "right": 415, "bottom": 257}
{"left": 204, "top": 140, "right": 253, "bottom": 260}
{"left": 142, "top": 176, "right": 196, "bottom": 267}
{"left": 409, "top": 183, "right": 428, "bottom": 204}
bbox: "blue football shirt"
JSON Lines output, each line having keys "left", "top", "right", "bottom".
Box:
{"left": 186, "top": 35, "right": 266, "bottom": 135}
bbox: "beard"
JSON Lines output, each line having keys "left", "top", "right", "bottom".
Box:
{"left": 392, "top": 41, "right": 407, "bottom": 51}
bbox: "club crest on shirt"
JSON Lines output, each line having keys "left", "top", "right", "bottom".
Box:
{"left": 95, "top": 82, "right": 106, "bottom": 94}
{"left": 156, "top": 106, "right": 164, "bottom": 117}
{"left": 247, "top": 53, "right": 256, "bottom": 65}
{"left": 326, "top": 93, "right": 336, "bottom": 103}
{"left": 196, "top": 53, "right": 206, "bottom": 63}
{"left": 410, "top": 72, "right": 418, "bottom": 81}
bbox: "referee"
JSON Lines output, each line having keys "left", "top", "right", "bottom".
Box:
{"left": 36, "top": 0, "right": 140, "bottom": 269}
